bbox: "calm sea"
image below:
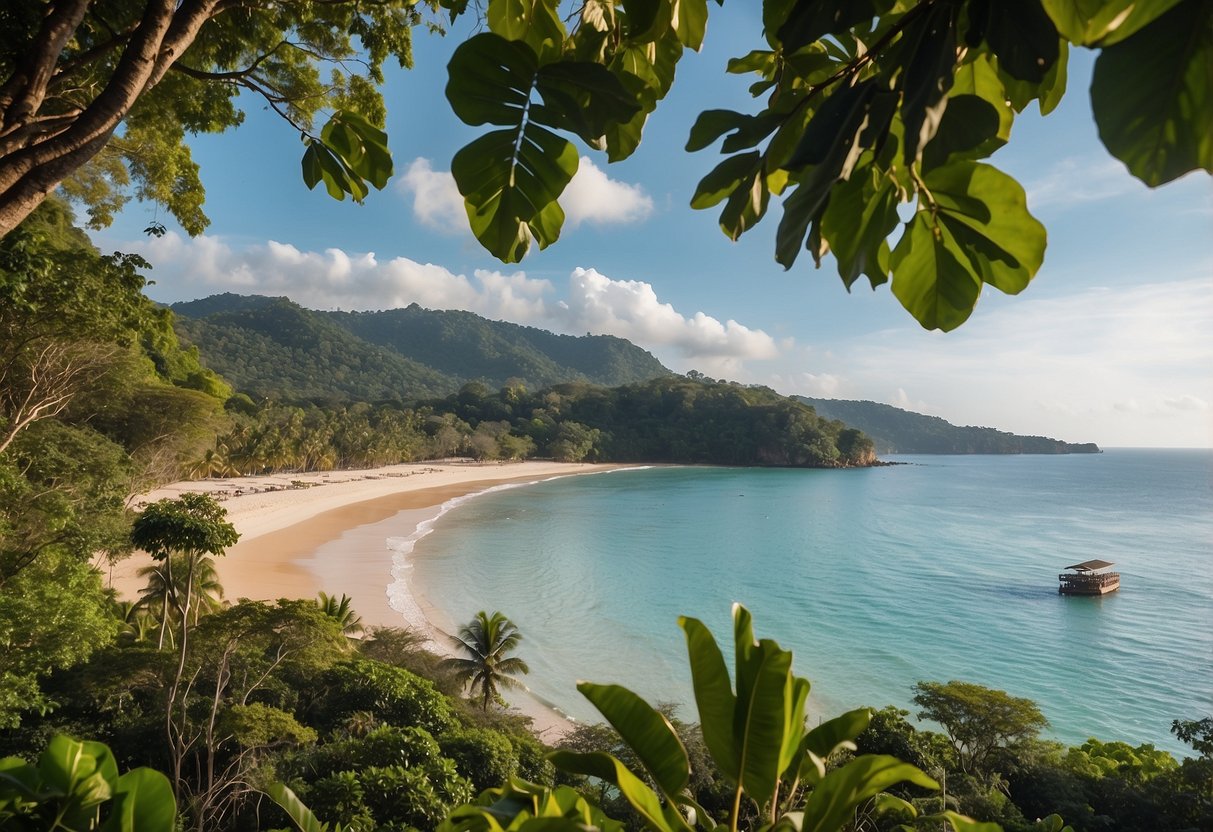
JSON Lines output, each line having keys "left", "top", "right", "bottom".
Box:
{"left": 407, "top": 450, "right": 1213, "bottom": 755}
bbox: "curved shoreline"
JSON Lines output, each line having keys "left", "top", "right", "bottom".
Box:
{"left": 110, "top": 461, "right": 628, "bottom": 736}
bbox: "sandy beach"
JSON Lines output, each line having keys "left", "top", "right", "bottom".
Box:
{"left": 110, "top": 459, "right": 622, "bottom": 736}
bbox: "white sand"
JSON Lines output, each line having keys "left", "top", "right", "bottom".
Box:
{"left": 110, "top": 460, "right": 621, "bottom": 736}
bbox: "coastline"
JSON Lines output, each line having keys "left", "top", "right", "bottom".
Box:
{"left": 110, "top": 460, "right": 624, "bottom": 736}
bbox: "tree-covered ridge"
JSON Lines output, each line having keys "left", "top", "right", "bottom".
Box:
{"left": 171, "top": 296, "right": 451, "bottom": 402}
{"left": 423, "top": 376, "right": 877, "bottom": 468}
{"left": 170, "top": 294, "right": 672, "bottom": 401}
{"left": 797, "top": 398, "right": 1101, "bottom": 455}
{"left": 190, "top": 375, "right": 877, "bottom": 476}
{"left": 329, "top": 304, "right": 671, "bottom": 390}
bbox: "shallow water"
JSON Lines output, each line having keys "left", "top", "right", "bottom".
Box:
{"left": 406, "top": 450, "right": 1213, "bottom": 755}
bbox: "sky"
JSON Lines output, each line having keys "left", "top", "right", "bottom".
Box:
{"left": 91, "top": 6, "right": 1212, "bottom": 448}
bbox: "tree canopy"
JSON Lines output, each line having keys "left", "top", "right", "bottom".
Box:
{"left": 2, "top": 1, "right": 1209, "bottom": 330}
{"left": 913, "top": 679, "right": 1049, "bottom": 778}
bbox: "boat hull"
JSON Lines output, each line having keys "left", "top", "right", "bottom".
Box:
{"left": 1059, "top": 579, "right": 1120, "bottom": 596}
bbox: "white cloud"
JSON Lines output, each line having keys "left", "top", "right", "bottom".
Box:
{"left": 122, "top": 236, "right": 786, "bottom": 372}
{"left": 394, "top": 156, "right": 653, "bottom": 234}
{"left": 561, "top": 157, "right": 654, "bottom": 227}
{"left": 557, "top": 267, "right": 780, "bottom": 366}
{"left": 129, "top": 232, "right": 553, "bottom": 320}
{"left": 396, "top": 158, "right": 466, "bottom": 232}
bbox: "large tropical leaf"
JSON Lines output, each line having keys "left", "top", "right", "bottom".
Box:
{"left": 799, "top": 755, "right": 937, "bottom": 832}
{"left": 450, "top": 126, "right": 578, "bottom": 262}
{"left": 577, "top": 682, "right": 690, "bottom": 798}
{"left": 547, "top": 751, "right": 684, "bottom": 832}
{"left": 1091, "top": 0, "right": 1213, "bottom": 186}
{"left": 678, "top": 615, "right": 739, "bottom": 781}
{"left": 265, "top": 782, "right": 330, "bottom": 832}
{"left": 1039, "top": 0, "right": 1184, "bottom": 45}
{"left": 446, "top": 33, "right": 641, "bottom": 260}
{"left": 101, "top": 768, "right": 177, "bottom": 832}
{"left": 891, "top": 160, "right": 1045, "bottom": 330}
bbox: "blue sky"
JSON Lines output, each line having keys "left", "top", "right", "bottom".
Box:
{"left": 93, "top": 6, "right": 1212, "bottom": 448}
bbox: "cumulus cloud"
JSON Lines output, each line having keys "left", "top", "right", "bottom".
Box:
{"left": 128, "top": 232, "right": 553, "bottom": 321}
{"left": 394, "top": 156, "right": 653, "bottom": 233}
{"left": 556, "top": 267, "right": 780, "bottom": 365}
{"left": 396, "top": 158, "right": 466, "bottom": 232}
{"left": 121, "top": 236, "right": 786, "bottom": 373}
{"left": 561, "top": 157, "right": 654, "bottom": 226}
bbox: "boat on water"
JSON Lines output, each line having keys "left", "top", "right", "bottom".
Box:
{"left": 1059, "top": 559, "right": 1120, "bottom": 595}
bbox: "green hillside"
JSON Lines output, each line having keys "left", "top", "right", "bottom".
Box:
{"left": 797, "top": 397, "right": 1100, "bottom": 454}
{"left": 171, "top": 296, "right": 450, "bottom": 401}
{"left": 171, "top": 294, "right": 671, "bottom": 400}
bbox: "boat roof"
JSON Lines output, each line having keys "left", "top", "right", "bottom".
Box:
{"left": 1065, "top": 559, "right": 1116, "bottom": 571}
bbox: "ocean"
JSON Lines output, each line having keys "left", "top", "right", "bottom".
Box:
{"left": 405, "top": 450, "right": 1213, "bottom": 755}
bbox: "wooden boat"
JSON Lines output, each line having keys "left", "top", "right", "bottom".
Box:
{"left": 1059, "top": 559, "right": 1120, "bottom": 595}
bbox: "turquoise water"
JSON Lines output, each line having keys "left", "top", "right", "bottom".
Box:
{"left": 408, "top": 451, "right": 1213, "bottom": 755}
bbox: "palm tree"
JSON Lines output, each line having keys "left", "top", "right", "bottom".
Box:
{"left": 137, "top": 554, "right": 226, "bottom": 639}
{"left": 316, "top": 591, "right": 363, "bottom": 637}
{"left": 442, "top": 611, "right": 530, "bottom": 711}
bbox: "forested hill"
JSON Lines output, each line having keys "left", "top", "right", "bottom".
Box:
{"left": 170, "top": 294, "right": 671, "bottom": 400}
{"left": 796, "top": 398, "right": 1100, "bottom": 454}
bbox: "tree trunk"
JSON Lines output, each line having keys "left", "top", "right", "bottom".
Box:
{"left": 0, "top": 0, "right": 221, "bottom": 238}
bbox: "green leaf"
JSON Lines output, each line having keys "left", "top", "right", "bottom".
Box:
{"left": 488, "top": 0, "right": 567, "bottom": 59}
{"left": 265, "top": 782, "right": 328, "bottom": 832}
{"left": 321, "top": 113, "right": 393, "bottom": 190}
{"left": 925, "top": 160, "right": 1045, "bottom": 294}
{"left": 819, "top": 164, "right": 897, "bottom": 292}
{"left": 533, "top": 61, "right": 642, "bottom": 146}
{"left": 1090, "top": 0, "right": 1213, "bottom": 186}
{"left": 981, "top": 0, "right": 1059, "bottom": 83}
{"left": 606, "top": 31, "right": 683, "bottom": 160}
{"left": 1039, "top": 0, "right": 1183, "bottom": 45}
{"left": 734, "top": 641, "right": 796, "bottom": 807}
{"left": 785, "top": 79, "right": 879, "bottom": 171}
{"left": 776, "top": 0, "right": 892, "bottom": 54}
{"left": 799, "top": 755, "right": 937, "bottom": 832}
{"left": 101, "top": 768, "right": 177, "bottom": 832}
{"left": 718, "top": 165, "right": 769, "bottom": 240}
{"left": 301, "top": 143, "right": 323, "bottom": 190}
{"left": 39, "top": 735, "right": 93, "bottom": 796}
{"left": 678, "top": 616, "right": 739, "bottom": 781}
{"left": 547, "top": 751, "right": 680, "bottom": 832}
{"left": 803, "top": 707, "right": 872, "bottom": 760}
{"left": 686, "top": 110, "right": 751, "bottom": 152}
{"left": 451, "top": 126, "right": 579, "bottom": 262}
{"left": 691, "top": 152, "right": 761, "bottom": 209}
{"left": 915, "top": 810, "right": 1004, "bottom": 832}
{"left": 672, "top": 0, "right": 709, "bottom": 50}
{"left": 945, "top": 54, "right": 1013, "bottom": 156}
{"left": 727, "top": 50, "right": 776, "bottom": 75}
{"left": 577, "top": 682, "right": 691, "bottom": 798}
{"left": 890, "top": 211, "right": 983, "bottom": 331}
{"left": 446, "top": 34, "right": 539, "bottom": 126}
{"left": 623, "top": 0, "right": 666, "bottom": 43}
{"left": 898, "top": 4, "right": 959, "bottom": 164}
{"left": 921, "top": 96, "right": 1001, "bottom": 169}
